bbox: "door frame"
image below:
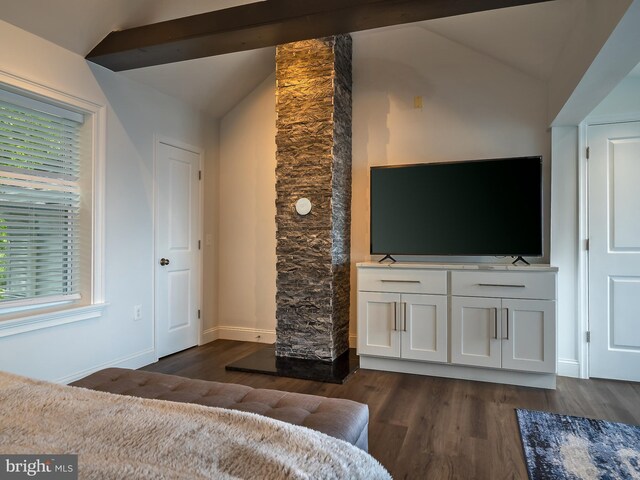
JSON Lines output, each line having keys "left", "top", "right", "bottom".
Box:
{"left": 153, "top": 135, "right": 204, "bottom": 360}
{"left": 578, "top": 113, "right": 640, "bottom": 379}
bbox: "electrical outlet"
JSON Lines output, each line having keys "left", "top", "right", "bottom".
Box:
{"left": 133, "top": 305, "right": 142, "bottom": 321}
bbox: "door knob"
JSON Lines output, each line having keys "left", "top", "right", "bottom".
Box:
{"left": 160, "top": 258, "right": 170, "bottom": 266}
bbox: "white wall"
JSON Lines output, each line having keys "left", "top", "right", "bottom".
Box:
{"left": 550, "top": 126, "right": 581, "bottom": 377}
{"left": 550, "top": 71, "right": 640, "bottom": 378}
{"left": 202, "top": 123, "right": 221, "bottom": 344}
{"left": 351, "top": 25, "right": 549, "bottom": 342}
{"left": 217, "top": 74, "right": 277, "bottom": 343}
{"left": 589, "top": 75, "right": 640, "bottom": 119}
{"left": 548, "top": 0, "right": 632, "bottom": 125}
{"left": 216, "top": 25, "right": 550, "bottom": 344}
{"left": 0, "top": 19, "right": 218, "bottom": 382}
{"left": 350, "top": 25, "right": 551, "bottom": 260}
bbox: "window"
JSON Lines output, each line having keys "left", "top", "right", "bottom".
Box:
{"left": 0, "top": 90, "right": 83, "bottom": 307}
{"left": 0, "top": 89, "right": 85, "bottom": 310}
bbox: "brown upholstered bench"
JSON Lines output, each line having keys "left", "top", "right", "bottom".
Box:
{"left": 72, "top": 368, "right": 369, "bottom": 451}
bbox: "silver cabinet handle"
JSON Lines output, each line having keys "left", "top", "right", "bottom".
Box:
{"left": 504, "top": 308, "right": 509, "bottom": 340}
{"left": 493, "top": 308, "right": 498, "bottom": 339}
{"left": 381, "top": 279, "right": 421, "bottom": 284}
{"left": 477, "top": 283, "right": 526, "bottom": 288}
{"left": 393, "top": 302, "right": 397, "bottom": 331}
{"left": 403, "top": 302, "right": 407, "bottom": 332}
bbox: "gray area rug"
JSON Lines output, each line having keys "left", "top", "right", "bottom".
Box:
{"left": 516, "top": 409, "right": 640, "bottom": 480}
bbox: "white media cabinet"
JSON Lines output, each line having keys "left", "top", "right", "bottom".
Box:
{"left": 357, "top": 262, "right": 558, "bottom": 389}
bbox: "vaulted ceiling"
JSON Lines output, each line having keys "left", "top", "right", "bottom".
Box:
{"left": 418, "top": 0, "right": 582, "bottom": 81}
{"left": 0, "top": 0, "right": 264, "bottom": 55}
{"left": 0, "top": 0, "right": 633, "bottom": 119}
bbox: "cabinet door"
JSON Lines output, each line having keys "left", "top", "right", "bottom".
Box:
{"left": 451, "top": 296, "right": 502, "bottom": 368}
{"left": 401, "top": 294, "right": 448, "bottom": 362}
{"left": 501, "top": 299, "right": 556, "bottom": 373}
{"left": 357, "top": 292, "right": 401, "bottom": 358}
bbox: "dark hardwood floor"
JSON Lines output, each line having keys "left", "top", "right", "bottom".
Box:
{"left": 142, "top": 340, "right": 640, "bottom": 479}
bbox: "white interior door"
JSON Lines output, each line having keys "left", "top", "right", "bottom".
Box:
{"left": 155, "top": 141, "right": 201, "bottom": 358}
{"left": 588, "top": 121, "right": 640, "bottom": 382}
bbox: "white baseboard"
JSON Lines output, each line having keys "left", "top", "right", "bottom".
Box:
{"left": 557, "top": 358, "right": 581, "bottom": 378}
{"left": 216, "top": 325, "right": 276, "bottom": 344}
{"left": 56, "top": 347, "right": 157, "bottom": 384}
{"left": 200, "top": 326, "right": 220, "bottom": 345}
{"left": 211, "top": 327, "right": 355, "bottom": 348}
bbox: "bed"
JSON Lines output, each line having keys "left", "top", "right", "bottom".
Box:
{"left": 0, "top": 370, "right": 390, "bottom": 479}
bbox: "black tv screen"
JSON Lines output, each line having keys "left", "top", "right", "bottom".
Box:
{"left": 370, "top": 157, "right": 543, "bottom": 257}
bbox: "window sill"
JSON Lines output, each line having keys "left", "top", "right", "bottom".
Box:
{"left": 0, "top": 303, "right": 107, "bottom": 338}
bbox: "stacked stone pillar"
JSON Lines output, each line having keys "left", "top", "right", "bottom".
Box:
{"left": 274, "top": 35, "right": 352, "bottom": 361}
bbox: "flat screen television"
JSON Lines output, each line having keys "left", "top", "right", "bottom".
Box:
{"left": 370, "top": 157, "right": 543, "bottom": 257}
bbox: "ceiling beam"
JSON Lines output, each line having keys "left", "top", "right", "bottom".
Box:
{"left": 87, "top": 0, "right": 554, "bottom": 71}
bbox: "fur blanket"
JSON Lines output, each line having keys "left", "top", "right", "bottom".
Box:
{"left": 0, "top": 371, "right": 390, "bottom": 479}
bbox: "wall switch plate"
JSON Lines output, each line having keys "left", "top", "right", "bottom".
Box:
{"left": 133, "top": 305, "right": 142, "bottom": 321}
{"left": 205, "top": 234, "right": 213, "bottom": 246}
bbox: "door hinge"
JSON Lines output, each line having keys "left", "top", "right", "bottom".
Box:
{"left": 198, "top": 240, "right": 201, "bottom": 250}
{"left": 198, "top": 309, "right": 201, "bottom": 319}
{"left": 586, "top": 331, "right": 591, "bottom": 343}
{"left": 199, "top": 170, "right": 202, "bottom": 180}
{"left": 585, "top": 238, "right": 589, "bottom": 251}
{"left": 586, "top": 146, "right": 590, "bottom": 159}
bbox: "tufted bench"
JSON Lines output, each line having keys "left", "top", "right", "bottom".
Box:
{"left": 71, "top": 368, "right": 369, "bottom": 451}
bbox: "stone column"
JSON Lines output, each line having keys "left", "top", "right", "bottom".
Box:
{"left": 275, "top": 35, "right": 352, "bottom": 361}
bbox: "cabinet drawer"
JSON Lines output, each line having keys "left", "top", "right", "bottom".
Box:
{"left": 358, "top": 268, "right": 447, "bottom": 294}
{"left": 451, "top": 271, "right": 556, "bottom": 300}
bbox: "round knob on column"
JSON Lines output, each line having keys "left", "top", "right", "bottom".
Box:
{"left": 295, "top": 198, "right": 312, "bottom": 215}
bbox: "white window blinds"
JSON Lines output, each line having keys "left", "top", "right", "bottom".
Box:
{"left": 0, "top": 89, "right": 84, "bottom": 307}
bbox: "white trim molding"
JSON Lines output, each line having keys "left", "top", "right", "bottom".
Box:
{"left": 91, "top": 99, "right": 107, "bottom": 306}
{"left": 585, "top": 112, "right": 640, "bottom": 126}
{"left": 200, "top": 327, "right": 220, "bottom": 345}
{"left": 578, "top": 114, "right": 640, "bottom": 380}
{"left": 55, "top": 347, "right": 156, "bottom": 384}
{"left": 152, "top": 135, "right": 204, "bottom": 358}
{"left": 557, "top": 358, "right": 581, "bottom": 378}
{"left": 203, "top": 328, "right": 356, "bottom": 349}
{"left": 578, "top": 121, "right": 589, "bottom": 379}
{"left": 0, "top": 69, "right": 107, "bottom": 326}
{"left": 0, "top": 304, "right": 107, "bottom": 338}
{"left": 215, "top": 326, "right": 276, "bottom": 344}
